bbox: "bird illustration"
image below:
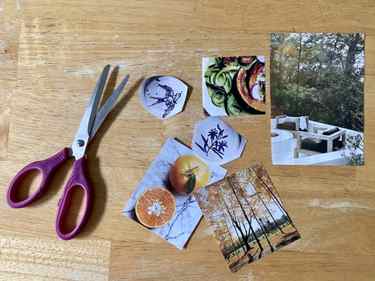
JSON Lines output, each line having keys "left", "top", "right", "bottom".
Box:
{"left": 149, "top": 83, "right": 182, "bottom": 118}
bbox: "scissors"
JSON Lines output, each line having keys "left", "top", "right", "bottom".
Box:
{"left": 6, "top": 65, "right": 129, "bottom": 240}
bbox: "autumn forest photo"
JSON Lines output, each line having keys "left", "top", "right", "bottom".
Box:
{"left": 195, "top": 165, "right": 300, "bottom": 272}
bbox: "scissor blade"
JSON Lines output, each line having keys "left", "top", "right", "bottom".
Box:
{"left": 71, "top": 65, "right": 110, "bottom": 159}
{"left": 90, "top": 74, "right": 130, "bottom": 140}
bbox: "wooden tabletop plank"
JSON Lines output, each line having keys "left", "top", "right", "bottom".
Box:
{"left": 0, "top": 232, "right": 111, "bottom": 281}
{"left": 0, "top": 0, "right": 19, "bottom": 159}
{"left": 1, "top": 0, "right": 375, "bottom": 280}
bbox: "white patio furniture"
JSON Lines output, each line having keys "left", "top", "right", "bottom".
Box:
{"left": 297, "top": 129, "right": 346, "bottom": 152}
{"left": 275, "top": 115, "right": 309, "bottom": 131}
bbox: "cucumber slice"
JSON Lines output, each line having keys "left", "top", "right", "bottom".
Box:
{"left": 225, "top": 94, "right": 242, "bottom": 116}
{"left": 211, "top": 91, "right": 226, "bottom": 107}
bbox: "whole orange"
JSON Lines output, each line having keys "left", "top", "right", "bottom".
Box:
{"left": 169, "top": 155, "right": 211, "bottom": 194}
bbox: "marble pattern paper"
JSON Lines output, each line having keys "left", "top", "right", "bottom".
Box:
{"left": 123, "top": 138, "right": 227, "bottom": 249}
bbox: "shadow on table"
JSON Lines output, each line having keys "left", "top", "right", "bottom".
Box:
{"left": 80, "top": 68, "right": 143, "bottom": 238}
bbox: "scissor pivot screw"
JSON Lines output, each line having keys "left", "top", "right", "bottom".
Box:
{"left": 77, "top": 139, "right": 85, "bottom": 147}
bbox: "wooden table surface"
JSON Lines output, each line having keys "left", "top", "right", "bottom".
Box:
{"left": 0, "top": 0, "right": 374, "bottom": 280}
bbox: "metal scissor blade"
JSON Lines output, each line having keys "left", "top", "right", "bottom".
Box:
{"left": 71, "top": 65, "right": 110, "bottom": 159}
{"left": 90, "top": 74, "right": 130, "bottom": 140}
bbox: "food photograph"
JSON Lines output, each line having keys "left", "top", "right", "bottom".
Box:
{"left": 202, "top": 56, "right": 266, "bottom": 116}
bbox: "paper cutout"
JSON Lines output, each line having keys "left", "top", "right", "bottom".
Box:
{"left": 195, "top": 164, "right": 301, "bottom": 272}
{"left": 139, "top": 76, "right": 188, "bottom": 119}
{"left": 192, "top": 117, "right": 247, "bottom": 165}
{"left": 270, "top": 33, "right": 364, "bottom": 166}
{"left": 202, "top": 56, "right": 266, "bottom": 116}
{"left": 123, "top": 138, "right": 227, "bottom": 250}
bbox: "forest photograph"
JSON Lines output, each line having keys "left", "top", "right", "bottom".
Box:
{"left": 195, "top": 164, "right": 300, "bottom": 272}
{"left": 270, "top": 33, "right": 365, "bottom": 166}
{"left": 271, "top": 32, "right": 364, "bottom": 131}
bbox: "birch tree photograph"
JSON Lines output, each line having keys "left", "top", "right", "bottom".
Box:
{"left": 195, "top": 164, "right": 300, "bottom": 272}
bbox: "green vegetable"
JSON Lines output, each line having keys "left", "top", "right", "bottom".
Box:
{"left": 225, "top": 94, "right": 242, "bottom": 116}
{"left": 215, "top": 71, "right": 231, "bottom": 93}
{"left": 204, "top": 59, "right": 244, "bottom": 116}
{"left": 208, "top": 87, "right": 226, "bottom": 106}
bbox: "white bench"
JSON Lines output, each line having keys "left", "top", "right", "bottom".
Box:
{"left": 297, "top": 129, "right": 346, "bottom": 152}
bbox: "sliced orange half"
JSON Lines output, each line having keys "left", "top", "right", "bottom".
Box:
{"left": 135, "top": 187, "right": 176, "bottom": 228}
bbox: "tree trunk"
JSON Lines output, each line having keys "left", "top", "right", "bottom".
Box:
{"left": 296, "top": 33, "right": 303, "bottom": 111}
{"left": 345, "top": 33, "right": 361, "bottom": 76}
{"left": 227, "top": 178, "right": 264, "bottom": 257}
{"left": 248, "top": 200, "right": 275, "bottom": 252}
{"left": 239, "top": 191, "right": 275, "bottom": 252}
{"left": 220, "top": 195, "right": 251, "bottom": 254}
{"left": 257, "top": 192, "right": 286, "bottom": 234}
{"left": 256, "top": 175, "right": 295, "bottom": 227}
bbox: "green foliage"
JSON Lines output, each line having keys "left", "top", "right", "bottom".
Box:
{"left": 271, "top": 33, "right": 364, "bottom": 132}
{"left": 345, "top": 134, "right": 364, "bottom": 165}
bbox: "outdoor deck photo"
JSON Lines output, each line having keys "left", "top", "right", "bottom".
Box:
{"left": 270, "top": 33, "right": 364, "bottom": 166}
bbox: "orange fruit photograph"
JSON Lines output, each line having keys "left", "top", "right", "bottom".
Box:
{"left": 135, "top": 187, "right": 176, "bottom": 228}
{"left": 169, "top": 155, "right": 211, "bottom": 195}
{"left": 124, "top": 138, "right": 227, "bottom": 249}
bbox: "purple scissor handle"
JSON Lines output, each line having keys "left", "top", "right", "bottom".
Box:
{"left": 6, "top": 65, "right": 129, "bottom": 240}
{"left": 6, "top": 148, "right": 70, "bottom": 208}
{"left": 6, "top": 148, "right": 93, "bottom": 240}
{"left": 56, "top": 156, "right": 93, "bottom": 240}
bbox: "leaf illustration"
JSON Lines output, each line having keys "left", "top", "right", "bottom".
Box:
{"left": 196, "top": 125, "right": 229, "bottom": 159}
{"left": 217, "top": 140, "right": 228, "bottom": 152}
{"left": 201, "top": 134, "right": 209, "bottom": 152}
{"left": 195, "top": 142, "right": 206, "bottom": 153}
{"left": 208, "top": 128, "right": 218, "bottom": 140}
{"left": 217, "top": 124, "right": 225, "bottom": 137}
{"left": 212, "top": 148, "right": 224, "bottom": 158}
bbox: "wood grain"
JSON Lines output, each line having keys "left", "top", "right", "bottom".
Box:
{"left": 0, "top": 0, "right": 19, "bottom": 159}
{"left": 0, "top": 232, "right": 111, "bottom": 281}
{"left": 0, "top": 0, "right": 375, "bottom": 280}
